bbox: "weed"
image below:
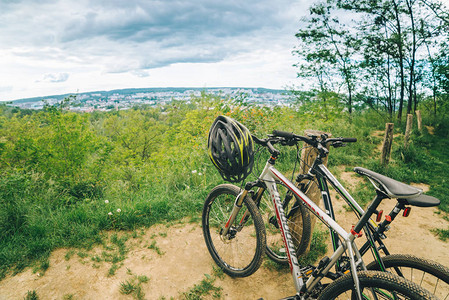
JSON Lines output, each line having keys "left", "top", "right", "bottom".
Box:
{"left": 77, "top": 251, "right": 89, "bottom": 259}
{"left": 65, "top": 250, "right": 76, "bottom": 261}
{"left": 137, "top": 275, "right": 150, "bottom": 283}
{"left": 119, "top": 273, "right": 150, "bottom": 300}
{"left": 433, "top": 228, "right": 449, "bottom": 241}
{"left": 120, "top": 280, "right": 137, "bottom": 295}
{"left": 212, "top": 265, "right": 224, "bottom": 280}
{"left": 148, "top": 240, "right": 165, "bottom": 256}
{"left": 108, "top": 263, "right": 121, "bottom": 276}
{"left": 91, "top": 255, "right": 102, "bottom": 263}
{"left": 32, "top": 258, "right": 50, "bottom": 275}
{"left": 24, "top": 290, "right": 39, "bottom": 300}
{"left": 263, "top": 258, "right": 289, "bottom": 272}
{"left": 183, "top": 274, "right": 222, "bottom": 300}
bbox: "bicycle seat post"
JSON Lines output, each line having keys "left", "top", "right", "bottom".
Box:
{"left": 353, "top": 190, "right": 387, "bottom": 234}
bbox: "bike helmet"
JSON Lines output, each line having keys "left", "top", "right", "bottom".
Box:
{"left": 208, "top": 115, "right": 254, "bottom": 183}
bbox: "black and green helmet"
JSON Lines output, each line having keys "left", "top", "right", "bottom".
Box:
{"left": 207, "top": 115, "right": 254, "bottom": 183}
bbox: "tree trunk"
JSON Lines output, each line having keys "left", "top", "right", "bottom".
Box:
{"left": 406, "top": 0, "right": 417, "bottom": 116}
{"left": 393, "top": 0, "right": 406, "bottom": 122}
{"left": 416, "top": 110, "right": 422, "bottom": 132}
{"left": 404, "top": 114, "right": 413, "bottom": 148}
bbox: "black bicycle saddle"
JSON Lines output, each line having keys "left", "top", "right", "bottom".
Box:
{"left": 354, "top": 167, "right": 421, "bottom": 198}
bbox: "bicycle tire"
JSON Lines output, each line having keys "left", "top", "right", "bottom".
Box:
{"left": 259, "top": 184, "right": 312, "bottom": 265}
{"left": 318, "top": 270, "right": 437, "bottom": 299}
{"left": 366, "top": 254, "right": 449, "bottom": 299}
{"left": 202, "top": 184, "right": 266, "bottom": 277}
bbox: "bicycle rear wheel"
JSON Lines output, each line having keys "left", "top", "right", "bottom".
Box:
{"left": 318, "top": 270, "right": 437, "bottom": 299}
{"left": 258, "top": 184, "right": 312, "bottom": 265}
{"left": 202, "top": 184, "right": 266, "bottom": 277}
{"left": 366, "top": 254, "right": 449, "bottom": 299}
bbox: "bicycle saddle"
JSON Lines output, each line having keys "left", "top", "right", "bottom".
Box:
{"left": 398, "top": 194, "right": 440, "bottom": 207}
{"left": 354, "top": 167, "right": 422, "bottom": 199}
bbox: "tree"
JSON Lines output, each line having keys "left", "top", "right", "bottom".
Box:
{"left": 294, "top": 2, "right": 360, "bottom": 115}
{"left": 295, "top": 0, "right": 448, "bottom": 118}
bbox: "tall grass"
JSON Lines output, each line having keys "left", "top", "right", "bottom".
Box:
{"left": 0, "top": 96, "right": 448, "bottom": 280}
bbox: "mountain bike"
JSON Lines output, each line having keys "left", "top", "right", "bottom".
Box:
{"left": 257, "top": 130, "right": 449, "bottom": 299}
{"left": 202, "top": 130, "right": 436, "bottom": 299}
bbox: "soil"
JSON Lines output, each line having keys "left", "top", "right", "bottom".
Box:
{"left": 1, "top": 181, "right": 448, "bottom": 300}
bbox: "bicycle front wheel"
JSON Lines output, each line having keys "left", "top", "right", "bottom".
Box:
{"left": 366, "top": 254, "right": 449, "bottom": 299}
{"left": 318, "top": 270, "right": 437, "bottom": 299}
{"left": 202, "top": 184, "right": 266, "bottom": 277}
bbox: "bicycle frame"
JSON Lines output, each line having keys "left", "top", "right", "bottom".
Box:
{"left": 306, "top": 162, "right": 403, "bottom": 273}
{"left": 225, "top": 157, "right": 370, "bottom": 299}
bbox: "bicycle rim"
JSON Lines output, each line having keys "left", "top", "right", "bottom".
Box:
{"left": 202, "top": 184, "right": 265, "bottom": 277}
{"left": 366, "top": 254, "right": 449, "bottom": 299}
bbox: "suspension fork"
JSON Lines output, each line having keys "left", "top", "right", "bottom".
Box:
{"left": 220, "top": 181, "right": 261, "bottom": 238}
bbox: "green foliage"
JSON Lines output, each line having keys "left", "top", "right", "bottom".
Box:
{"left": 1, "top": 92, "right": 448, "bottom": 281}
{"left": 183, "top": 273, "right": 222, "bottom": 300}
{"left": 24, "top": 290, "right": 39, "bottom": 300}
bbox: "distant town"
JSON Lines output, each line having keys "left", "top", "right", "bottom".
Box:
{"left": 9, "top": 87, "right": 294, "bottom": 112}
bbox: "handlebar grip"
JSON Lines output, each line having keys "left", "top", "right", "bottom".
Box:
{"left": 342, "top": 138, "right": 357, "bottom": 143}
{"left": 272, "top": 130, "right": 295, "bottom": 139}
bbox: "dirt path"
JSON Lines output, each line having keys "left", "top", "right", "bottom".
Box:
{"left": 1, "top": 188, "right": 448, "bottom": 300}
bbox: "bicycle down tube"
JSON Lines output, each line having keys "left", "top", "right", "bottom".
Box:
{"left": 260, "top": 160, "right": 366, "bottom": 297}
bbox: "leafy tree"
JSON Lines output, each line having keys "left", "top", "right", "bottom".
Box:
{"left": 294, "top": 1, "right": 361, "bottom": 115}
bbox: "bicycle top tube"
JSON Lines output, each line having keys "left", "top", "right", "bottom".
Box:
{"left": 260, "top": 159, "right": 350, "bottom": 240}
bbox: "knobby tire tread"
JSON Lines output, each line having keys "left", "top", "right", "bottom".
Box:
{"left": 202, "top": 184, "right": 266, "bottom": 277}
{"left": 366, "top": 254, "right": 449, "bottom": 284}
{"left": 318, "top": 270, "right": 437, "bottom": 299}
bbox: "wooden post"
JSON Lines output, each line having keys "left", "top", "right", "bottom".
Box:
{"left": 381, "top": 123, "right": 394, "bottom": 166}
{"left": 404, "top": 114, "right": 413, "bottom": 148}
{"left": 299, "top": 130, "right": 331, "bottom": 252}
{"left": 416, "top": 110, "right": 422, "bottom": 132}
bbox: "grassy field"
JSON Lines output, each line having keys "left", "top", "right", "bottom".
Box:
{"left": 0, "top": 94, "right": 448, "bottom": 280}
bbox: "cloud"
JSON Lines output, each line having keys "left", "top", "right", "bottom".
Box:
{"left": 41, "top": 73, "right": 70, "bottom": 83}
{"left": 0, "top": 0, "right": 307, "bottom": 100}
{"left": 0, "top": 0, "right": 300, "bottom": 73}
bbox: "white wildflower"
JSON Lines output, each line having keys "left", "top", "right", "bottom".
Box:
{"left": 117, "top": 208, "right": 121, "bottom": 213}
{"left": 108, "top": 212, "right": 113, "bottom": 216}
{"left": 104, "top": 200, "right": 109, "bottom": 204}
{"left": 198, "top": 172, "right": 203, "bottom": 176}
{"left": 191, "top": 170, "right": 197, "bottom": 174}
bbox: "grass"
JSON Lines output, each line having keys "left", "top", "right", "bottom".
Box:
{"left": 263, "top": 229, "right": 328, "bottom": 272}
{"left": 0, "top": 178, "right": 210, "bottom": 279}
{"left": 119, "top": 271, "right": 150, "bottom": 300}
{"left": 24, "top": 290, "right": 39, "bottom": 300}
{"left": 182, "top": 274, "right": 222, "bottom": 300}
{"left": 0, "top": 102, "right": 448, "bottom": 282}
{"left": 148, "top": 240, "right": 165, "bottom": 256}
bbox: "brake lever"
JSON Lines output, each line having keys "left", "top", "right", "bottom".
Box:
{"left": 332, "top": 141, "right": 347, "bottom": 148}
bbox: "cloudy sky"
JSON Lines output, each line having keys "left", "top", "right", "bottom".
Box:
{"left": 0, "top": 0, "right": 310, "bottom": 101}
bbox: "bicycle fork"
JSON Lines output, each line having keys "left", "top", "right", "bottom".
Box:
{"left": 220, "top": 189, "right": 249, "bottom": 239}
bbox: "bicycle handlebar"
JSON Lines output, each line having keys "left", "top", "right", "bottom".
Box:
{"left": 252, "top": 130, "right": 357, "bottom": 156}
